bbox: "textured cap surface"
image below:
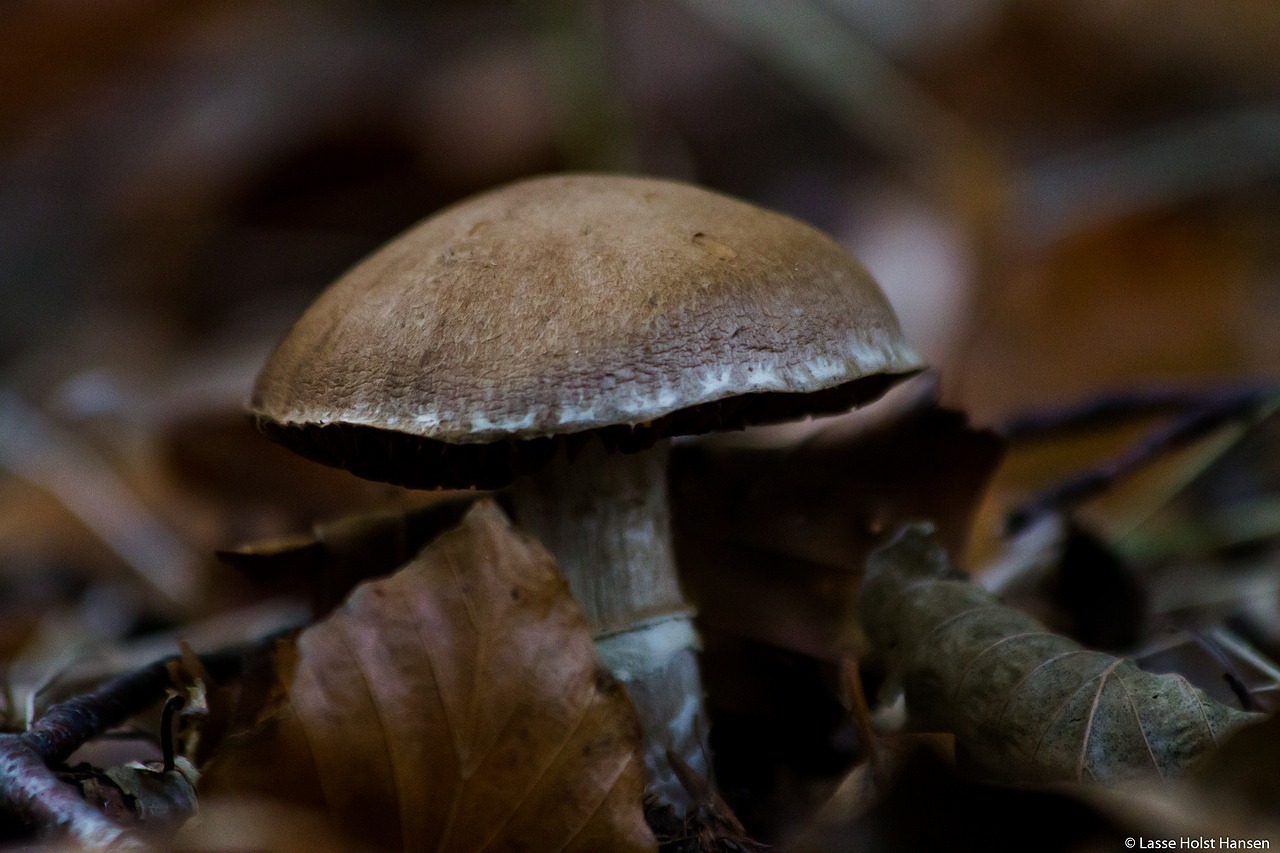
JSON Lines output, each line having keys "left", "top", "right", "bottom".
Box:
{"left": 251, "top": 174, "right": 923, "bottom": 486}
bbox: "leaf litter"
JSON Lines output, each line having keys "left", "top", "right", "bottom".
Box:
{"left": 672, "top": 398, "right": 1003, "bottom": 660}
{"left": 860, "top": 524, "right": 1261, "bottom": 784}
{"left": 197, "top": 499, "right": 656, "bottom": 852}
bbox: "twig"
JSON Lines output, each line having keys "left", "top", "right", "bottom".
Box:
{"left": 840, "top": 654, "right": 884, "bottom": 791}
{"left": 0, "top": 739, "right": 135, "bottom": 848}
{"left": 1176, "top": 627, "right": 1262, "bottom": 713}
{"left": 0, "top": 388, "right": 202, "bottom": 611}
{"left": 1005, "top": 386, "right": 1276, "bottom": 533}
{"left": 999, "top": 383, "right": 1274, "bottom": 442}
{"left": 1210, "top": 627, "right": 1280, "bottom": 686}
{"left": 160, "top": 695, "right": 185, "bottom": 774}
{"left": 0, "top": 646, "right": 247, "bottom": 846}
{"left": 666, "top": 750, "right": 765, "bottom": 853}
{"left": 24, "top": 660, "right": 172, "bottom": 768}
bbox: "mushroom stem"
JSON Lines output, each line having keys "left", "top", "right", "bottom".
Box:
{"left": 507, "top": 438, "right": 708, "bottom": 807}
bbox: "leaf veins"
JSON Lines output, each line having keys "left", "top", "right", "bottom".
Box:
{"left": 200, "top": 500, "right": 655, "bottom": 852}
{"left": 860, "top": 524, "right": 1259, "bottom": 784}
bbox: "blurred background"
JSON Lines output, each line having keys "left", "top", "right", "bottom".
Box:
{"left": 3, "top": 0, "right": 1280, "bottom": 762}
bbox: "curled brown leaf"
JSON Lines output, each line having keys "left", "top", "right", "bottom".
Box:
{"left": 860, "top": 525, "right": 1260, "bottom": 784}
{"left": 200, "top": 499, "right": 656, "bottom": 852}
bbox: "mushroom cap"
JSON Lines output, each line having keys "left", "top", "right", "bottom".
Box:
{"left": 251, "top": 174, "right": 924, "bottom": 488}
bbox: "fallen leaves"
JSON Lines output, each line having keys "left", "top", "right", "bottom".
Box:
{"left": 199, "top": 499, "right": 656, "bottom": 852}
{"left": 216, "top": 494, "right": 476, "bottom": 616}
{"left": 672, "top": 400, "right": 1002, "bottom": 659}
{"left": 796, "top": 720, "right": 1280, "bottom": 853}
{"left": 860, "top": 525, "right": 1260, "bottom": 784}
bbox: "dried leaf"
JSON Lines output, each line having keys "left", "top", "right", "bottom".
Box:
{"left": 672, "top": 402, "right": 1002, "bottom": 659}
{"left": 216, "top": 495, "right": 476, "bottom": 615}
{"left": 175, "top": 798, "right": 374, "bottom": 852}
{"left": 104, "top": 758, "right": 200, "bottom": 832}
{"left": 860, "top": 525, "right": 1260, "bottom": 784}
{"left": 169, "top": 640, "right": 270, "bottom": 768}
{"left": 1193, "top": 709, "right": 1280, "bottom": 813}
{"left": 201, "top": 499, "right": 656, "bottom": 852}
{"left": 58, "top": 757, "right": 198, "bottom": 837}
{"left": 796, "top": 730, "right": 1280, "bottom": 853}
{"left": 164, "top": 410, "right": 408, "bottom": 519}
{"left": 959, "top": 212, "right": 1268, "bottom": 426}
{"left": 790, "top": 742, "right": 1126, "bottom": 853}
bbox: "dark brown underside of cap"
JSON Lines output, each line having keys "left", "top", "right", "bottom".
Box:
{"left": 255, "top": 371, "right": 915, "bottom": 490}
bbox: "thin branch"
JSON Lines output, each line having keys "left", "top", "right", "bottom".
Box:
{"left": 841, "top": 654, "right": 886, "bottom": 792}
{"left": 25, "top": 660, "right": 172, "bottom": 768}
{"left": 1005, "top": 386, "right": 1277, "bottom": 533}
{"left": 0, "top": 738, "right": 135, "bottom": 848}
{"left": 999, "top": 383, "right": 1275, "bottom": 442}
{"left": 1176, "top": 627, "right": 1262, "bottom": 713}
{"left": 0, "top": 646, "right": 249, "bottom": 846}
{"left": 0, "top": 388, "right": 202, "bottom": 611}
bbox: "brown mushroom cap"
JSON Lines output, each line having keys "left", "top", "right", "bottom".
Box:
{"left": 251, "top": 174, "right": 924, "bottom": 488}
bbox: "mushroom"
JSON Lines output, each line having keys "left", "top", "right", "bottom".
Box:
{"left": 249, "top": 174, "right": 924, "bottom": 804}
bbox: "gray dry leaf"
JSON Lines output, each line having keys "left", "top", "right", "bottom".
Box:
{"left": 860, "top": 524, "right": 1260, "bottom": 784}
{"left": 199, "top": 499, "right": 656, "bottom": 852}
